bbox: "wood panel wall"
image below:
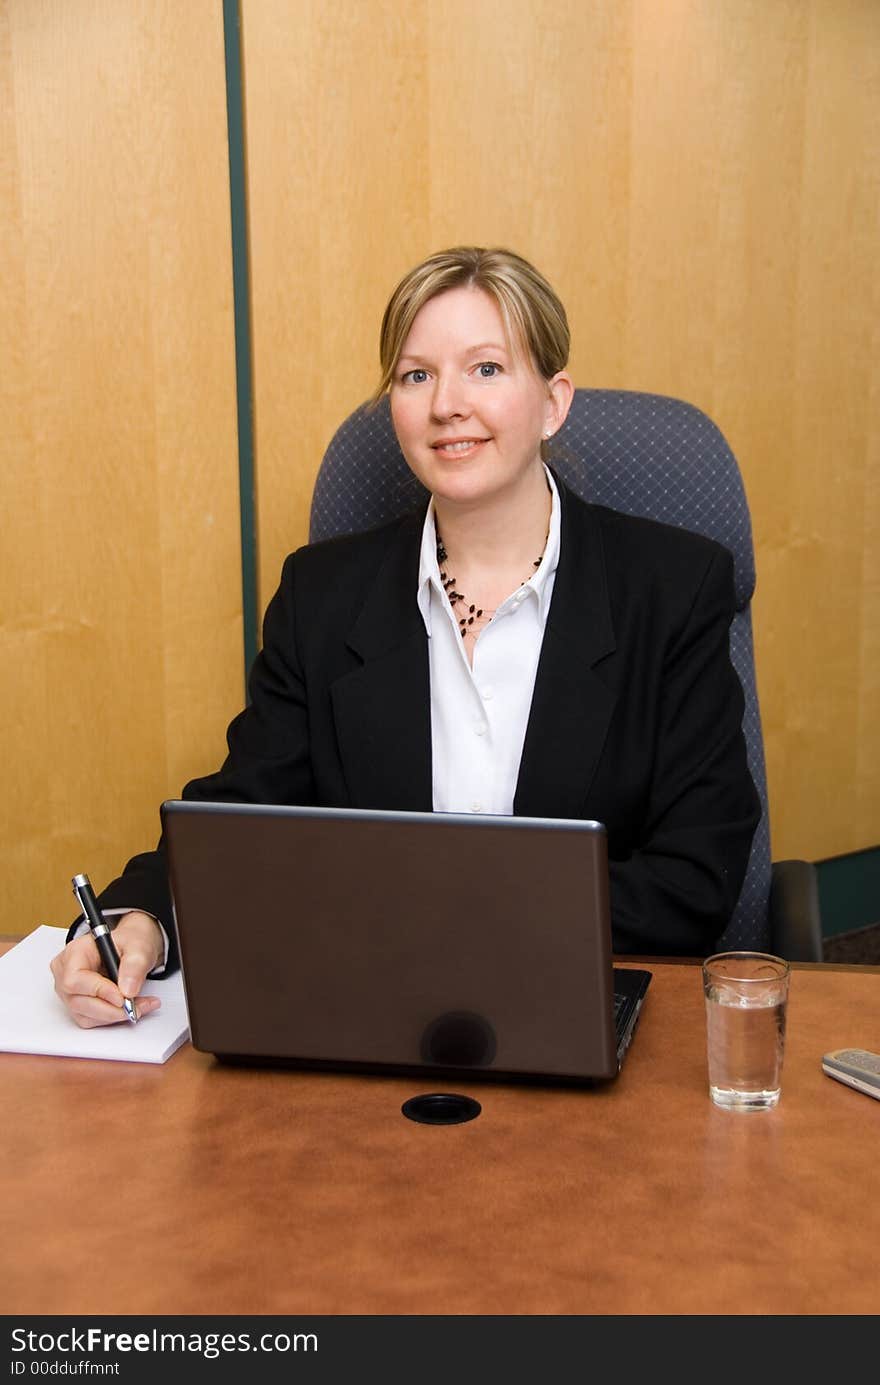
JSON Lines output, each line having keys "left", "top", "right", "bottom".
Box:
{"left": 1, "top": 0, "right": 242, "bottom": 935}
{"left": 3, "top": 0, "right": 877, "bottom": 947}
{"left": 243, "top": 0, "right": 879, "bottom": 863}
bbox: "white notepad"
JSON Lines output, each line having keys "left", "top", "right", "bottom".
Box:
{"left": 0, "top": 925, "right": 190, "bottom": 1064}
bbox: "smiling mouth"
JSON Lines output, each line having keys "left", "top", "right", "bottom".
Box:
{"left": 431, "top": 438, "right": 489, "bottom": 456}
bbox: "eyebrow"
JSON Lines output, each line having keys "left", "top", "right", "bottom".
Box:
{"left": 397, "top": 341, "right": 511, "bottom": 365}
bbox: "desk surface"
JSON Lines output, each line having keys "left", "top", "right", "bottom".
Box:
{"left": 2, "top": 949, "right": 878, "bottom": 1316}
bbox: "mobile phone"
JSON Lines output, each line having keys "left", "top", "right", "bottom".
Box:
{"left": 822, "top": 1048, "right": 880, "bottom": 1101}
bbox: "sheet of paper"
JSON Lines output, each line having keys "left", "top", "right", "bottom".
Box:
{"left": 0, "top": 925, "right": 190, "bottom": 1064}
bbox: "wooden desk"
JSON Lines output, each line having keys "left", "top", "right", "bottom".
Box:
{"left": 2, "top": 952, "right": 878, "bottom": 1315}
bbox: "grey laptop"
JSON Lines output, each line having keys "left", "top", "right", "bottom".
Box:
{"left": 161, "top": 801, "right": 652, "bottom": 1085}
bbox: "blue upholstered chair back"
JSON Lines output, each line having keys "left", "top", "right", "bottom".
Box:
{"left": 310, "top": 389, "right": 771, "bottom": 951}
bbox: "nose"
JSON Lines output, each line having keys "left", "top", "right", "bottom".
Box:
{"left": 430, "top": 370, "right": 470, "bottom": 422}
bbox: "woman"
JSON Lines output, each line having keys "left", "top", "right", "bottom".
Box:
{"left": 52, "top": 246, "right": 760, "bottom": 1027}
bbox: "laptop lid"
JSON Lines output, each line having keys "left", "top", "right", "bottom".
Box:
{"left": 161, "top": 801, "right": 651, "bottom": 1085}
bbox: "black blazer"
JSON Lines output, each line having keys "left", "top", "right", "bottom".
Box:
{"left": 87, "top": 480, "right": 760, "bottom": 970}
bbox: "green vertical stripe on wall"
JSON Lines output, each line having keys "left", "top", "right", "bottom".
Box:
{"left": 816, "top": 847, "right": 880, "bottom": 938}
{"left": 223, "top": 0, "right": 259, "bottom": 693}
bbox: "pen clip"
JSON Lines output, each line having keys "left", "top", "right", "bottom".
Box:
{"left": 71, "top": 873, "right": 104, "bottom": 937}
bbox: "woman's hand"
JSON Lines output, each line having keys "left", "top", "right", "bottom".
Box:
{"left": 50, "top": 911, "right": 165, "bottom": 1028}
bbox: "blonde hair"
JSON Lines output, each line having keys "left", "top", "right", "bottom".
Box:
{"left": 371, "top": 246, "right": 570, "bottom": 405}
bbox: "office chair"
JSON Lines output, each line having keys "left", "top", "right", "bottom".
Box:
{"left": 310, "top": 389, "right": 823, "bottom": 960}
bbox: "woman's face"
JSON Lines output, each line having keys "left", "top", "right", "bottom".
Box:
{"left": 389, "top": 286, "right": 571, "bottom": 512}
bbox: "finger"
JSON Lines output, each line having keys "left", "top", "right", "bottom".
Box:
{"left": 116, "top": 956, "right": 153, "bottom": 1002}
{"left": 54, "top": 960, "right": 158, "bottom": 1017}
{"left": 50, "top": 951, "right": 102, "bottom": 1010}
{"left": 66, "top": 969, "right": 162, "bottom": 1023}
{"left": 67, "top": 991, "right": 162, "bottom": 1030}
{"left": 61, "top": 967, "right": 126, "bottom": 1009}
{"left": 113, "top": 916, "right": 164, "bottom": 999}
{"left": 49, "top": 934, "right": 100, "bottom": 989}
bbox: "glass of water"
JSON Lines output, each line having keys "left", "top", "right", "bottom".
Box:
{"left": 702, "top": 952, "right": 791, "bottom": 1111}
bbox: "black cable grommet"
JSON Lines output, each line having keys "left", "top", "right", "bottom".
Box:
{"left": 401, "top": 1093, "right": 482, "bottom": 1125}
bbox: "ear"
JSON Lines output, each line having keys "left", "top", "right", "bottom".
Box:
{"left": 544, "top": 372, "right": 574, "bottom": 438}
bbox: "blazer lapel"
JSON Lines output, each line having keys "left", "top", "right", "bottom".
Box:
{"left": 330, "top": 514, "right": 433, "bottom": 810}
{"left": 514, "top": 486, "right": 618, "bottom": 818}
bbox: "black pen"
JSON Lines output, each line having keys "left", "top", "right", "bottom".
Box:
{"left": 72, "top": 873, "right": 138, "bottom": 1024}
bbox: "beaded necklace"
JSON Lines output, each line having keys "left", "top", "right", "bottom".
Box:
{"left": 436, "top": 532, "right": 543, "bottom": 640}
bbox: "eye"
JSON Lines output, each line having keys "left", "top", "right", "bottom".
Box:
{"left": 400, "top": 368, "right": 429, "bottom": 385}
{"left": 475, "top": 361, "right": 502, "bottom": 379}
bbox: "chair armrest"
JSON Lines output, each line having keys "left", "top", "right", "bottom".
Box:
{"left": 769, "top": 860, "right": 823, "bottom": 961}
